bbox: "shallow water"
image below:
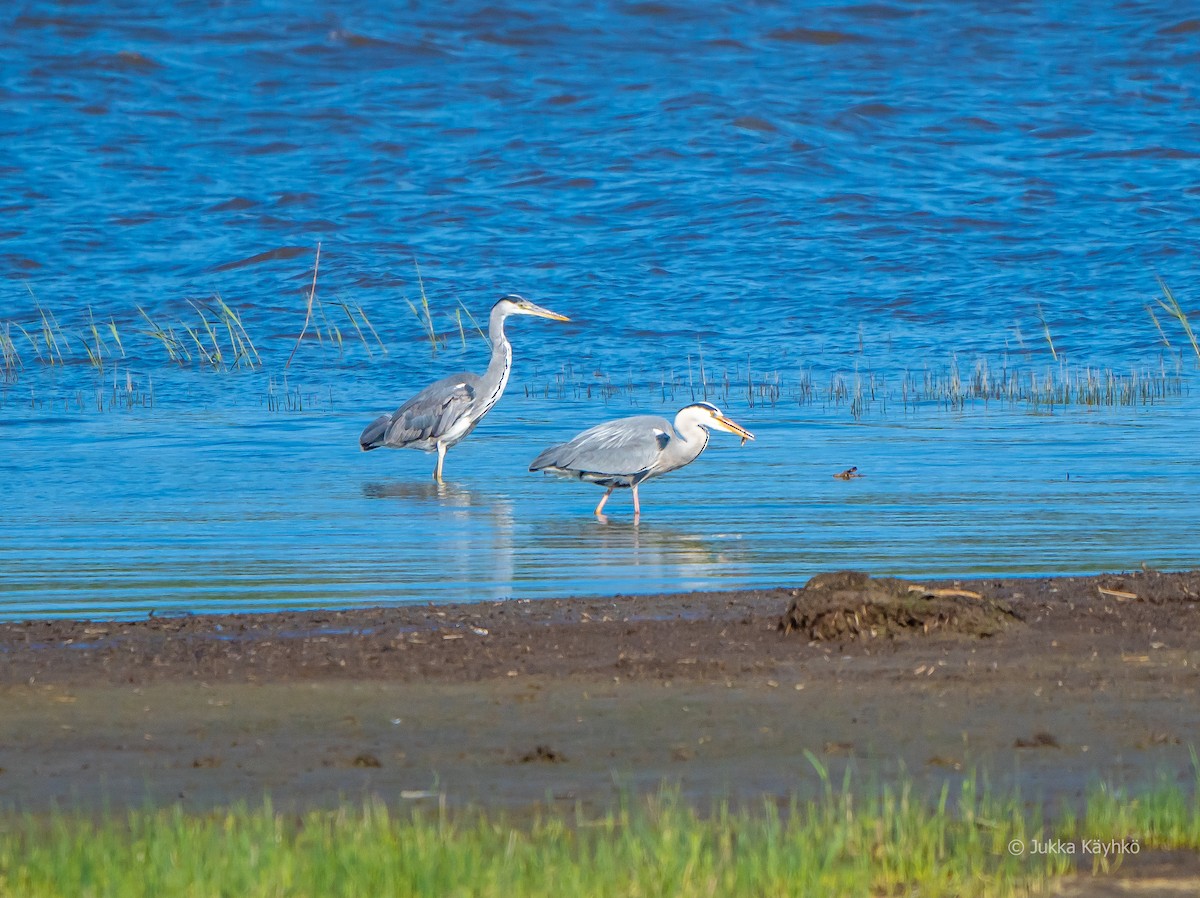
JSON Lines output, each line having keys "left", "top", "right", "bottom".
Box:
{"left": 4, "top": 395, "right": 1198, "bottom": 620}
{"left": 2, "top": 2, "right": 1200, "bottom": 618}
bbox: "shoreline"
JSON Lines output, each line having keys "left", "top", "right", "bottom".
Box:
{"left": 1, "top": 568, "right": 1198, "bottom": 821}
{"left": 2, "top": 567, "right": 1197, "bottom": 687}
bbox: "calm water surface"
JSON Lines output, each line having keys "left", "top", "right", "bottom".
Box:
{"left": 2, "top": 2, "right": 1199, "bottom": 618}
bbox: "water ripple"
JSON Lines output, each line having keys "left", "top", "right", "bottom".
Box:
{"left": 3, "top": 1, "right": 1200, "bottom": 617}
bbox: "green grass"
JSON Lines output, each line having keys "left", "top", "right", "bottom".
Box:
{"left": 1, "top": 769, "right": 1196, "bottom": 898}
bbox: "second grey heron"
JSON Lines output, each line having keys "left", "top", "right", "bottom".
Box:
{"left": 529, "top": 401, "right": 754, "bottom": 520}
{"left": 360, "top": 294, "right": 569, "bottom": 481}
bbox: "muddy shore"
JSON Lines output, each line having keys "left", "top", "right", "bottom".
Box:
{"left": 2, "top": 568, "right": 1198, "bottom": 826}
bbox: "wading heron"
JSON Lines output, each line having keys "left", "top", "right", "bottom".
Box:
{"left": 360, "top": 294, "right": 569, "bottom": 481}
{"left": 529, "top": 401, "right": 754, "bottom": 521}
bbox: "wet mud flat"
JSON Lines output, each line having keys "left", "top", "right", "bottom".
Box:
{"left": 1, "top": 569, "right": 1198, "bottom": 826}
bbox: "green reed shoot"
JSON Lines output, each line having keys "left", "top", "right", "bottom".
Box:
{"left": 108, "top": 316, "right": 124, "bottom": 357}
{"left": 1146, "top": 303, "right": 1170, "bottom": 348}
{"left": 404, "top": 258, "right": 442, "bottom": 352}
{"left": 349, "top": 299, "right": 385, "bottom": 353}
{"left": 312, "top": 288, "right": 341, "bottom": 351}
{"left": 212, "top": 294, "right": 261, "bottom": 368}
{"left": 8, "top": 320, "right": 40, "bottom": 364}
{"left": 1155, "top": 278, "right": 1199, "bottom": 365}
{"left": 329, "top": 298, "right": 387, "bottom": 357}
{"left": 1036, "top": 303, "right": 1057, "bottom": 361}
{"left": 185, "top": 300, "right": 222, "bottom": 367}
{"left": 457, "top": 299, "right": 486, "bottom": 344}
{"left": 84, "top": 306, "right": 105, "bottom": 370}
{"left": 32, "top": 294, "right": 66, "bottom": 366}
{"left": 288, "top": 242, "right": 322, "bottom": 368}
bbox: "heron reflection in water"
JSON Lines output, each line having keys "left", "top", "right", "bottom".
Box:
{"left": 530, "top": 401, "right": 754, "bottom": 522}
{"left": 362, "top": 479, "right": 517, "bottom": 595}
{"left": 360, "top": 295, "right": 569, "bottom": 481}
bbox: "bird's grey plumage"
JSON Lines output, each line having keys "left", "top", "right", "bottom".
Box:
{"left": 360, "top": 375, "right": 480, "bottom": 452}
{"left": 360, "top": 295, "right": 569, "bottom": 481}
{"left": 530, "top": 402, "right": 754, "bottom": 519}
{"left": 529, "top": 415, "right": 687, "bottom": 487}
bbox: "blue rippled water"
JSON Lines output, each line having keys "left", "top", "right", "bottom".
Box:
{"left": 2, "top": 2, "right": 1198, "bottom": 618}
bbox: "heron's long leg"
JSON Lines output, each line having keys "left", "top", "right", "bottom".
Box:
{"left": 594, "top": 486, "right": 615, "bottom": 517}
{"left": 433, "top": 442, "right": 447, "bottom": 483}
{"left": 631, "top": 483, "right": 642, "bottom": 519}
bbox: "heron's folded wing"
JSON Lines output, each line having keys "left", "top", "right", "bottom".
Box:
{"left": 383, "top": 376, "right": 478, "bottom": 446}
{"left": 530, "top": 416, "right": 670, "bottom": 476}
{"left": 359, "top": 412, "right": 393, "bottom": 450}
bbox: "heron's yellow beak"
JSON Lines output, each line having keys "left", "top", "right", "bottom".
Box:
{"left": 525, "top": 302, "right": 570, "bottom": 322}
{"left": 713, "top": 413, "right": 754, "bottom": 443}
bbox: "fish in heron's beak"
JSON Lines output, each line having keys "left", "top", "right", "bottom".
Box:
{"left": 712, "top": 413, "right": 754, "bottom": 445}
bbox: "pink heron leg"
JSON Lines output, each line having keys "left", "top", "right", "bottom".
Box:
{"left": 433, "top": 442, "right": 447, "bottom": 483}
{"left": 594, "top": 486, "right": 615, "bottom": 518}
{"left": 631, "top": 483, "right": 642, "bottom": 521}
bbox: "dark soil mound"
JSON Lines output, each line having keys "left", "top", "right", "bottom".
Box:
{"left": 779, "top": 570, "right": 1021, "bottom": 641}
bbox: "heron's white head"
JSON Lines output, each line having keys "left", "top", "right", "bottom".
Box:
{"left": 494, "top": 294, "right": 570, "bottom": 322}
{"left": 679, "top": 402, "right": 754, "bottom": 443}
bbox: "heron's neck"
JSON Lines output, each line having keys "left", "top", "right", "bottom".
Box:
{"left": 479, "top": 307, "right": 514, "bottom": 411}
{"left": 668, "top": 416, "right": 711, "bottom": 467}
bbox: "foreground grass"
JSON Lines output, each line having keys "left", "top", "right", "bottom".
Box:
{"left": 2, "top": 771, "right": 1197, "bottom": 898}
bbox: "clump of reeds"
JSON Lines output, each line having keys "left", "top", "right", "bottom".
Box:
{"left": 136, "top": 296, "right": 261, "bottom": 370}
{"left": 136, "top": 305, "right": 189, "bottom": 363}
{"left": 266, "top": 375, "right": 305, "bottom": 412}
{"left": 288, "top": 244, "right": 388, "bottom": 367}
{"left": 891, "top": 355, "right": 1186, "bottom": 416}
{"left": 80, "top": 306, "right": 125, "bottom": 371}
{"left": 3, "top": 272, "right": 1196, "bottom": 421}
{"left": 0, "top": 321, "right": 22, "bottom": 383}
{"left": 35, "top": 297, "right": 68, "bottom": 365}
{"left": 108, "top": 368, "right": 153, "bottom": 410}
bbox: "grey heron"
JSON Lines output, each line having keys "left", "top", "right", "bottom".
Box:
{"left": 529, "top": 401, "right": 754, "bottom": 520}
{"left": 360, "top": 294, "right": 569, "bottom": 481}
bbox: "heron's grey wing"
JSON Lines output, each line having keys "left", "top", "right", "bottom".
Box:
{"left": 359, "top": 412, "right": 393, "bottom": 450}
{"left": 530, "top": 415, "right": 672, "bottom": 478}
{"left": 361, "top": 374, "right": 479, "bottom": 450}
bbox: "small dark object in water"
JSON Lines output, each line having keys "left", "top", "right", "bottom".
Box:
{"left": 833, "top": 466, "right": 861, "bottom": 480}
